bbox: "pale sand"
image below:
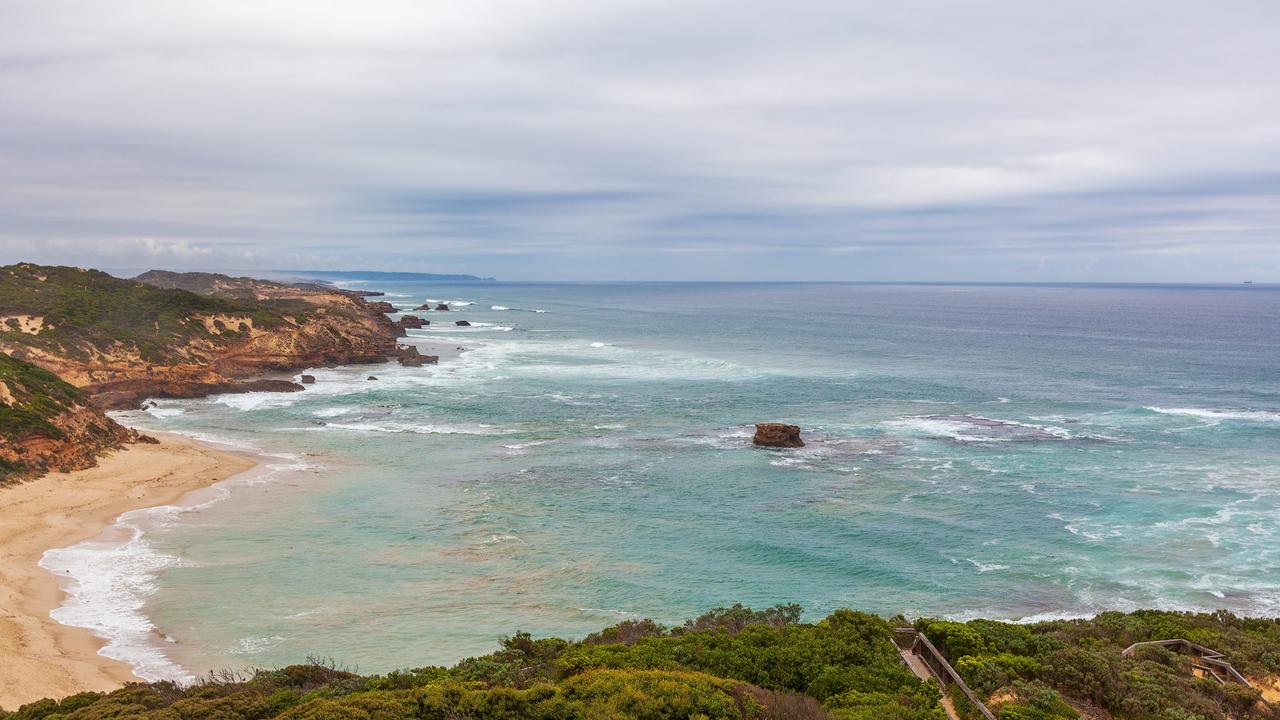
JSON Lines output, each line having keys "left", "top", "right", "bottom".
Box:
{"left": 0, "top": 436, "right": 256, "bottom": 711}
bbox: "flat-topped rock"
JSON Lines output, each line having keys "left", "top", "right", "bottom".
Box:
{"left": 753, "top": 423, "right": 804, "bottom": 448}
{"left": 300, "top": 374, "right": 316, "bottom": 384}
{"left": 398, "top": 353, "right": 439, "bottom": 366}
{"left": 455, "top": 320, "right": 471, "bottom": 326}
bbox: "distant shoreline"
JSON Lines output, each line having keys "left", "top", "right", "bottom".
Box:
{"left": 0, "top": 433, "right": 257, "bottom": 710}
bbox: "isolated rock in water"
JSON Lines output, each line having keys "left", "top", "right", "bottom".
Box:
{"left": 398, "top": 353, "right": 439, "bottom": 366}
{"left": 367, "top": 376, "right": 378, "bottom": 381}
{"left": 455, "top": 320, "right": 471, "bottom": 326}
{"left": 753, "top": 423, "right": 804, "bottom": 448}
{"left": 300, "top": 374, "right": 316, "bottom": 384}
{"left": 436, "top": 303, "right": 450, "bottom": 311}
{"left": 397, "top": 315, "right": 428, "bottom": 328}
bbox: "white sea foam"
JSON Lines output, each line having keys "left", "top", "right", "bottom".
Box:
{"left": 1146, "top": 407, "right": 1280, "bottom": 424}
{"left": 324, "top": 421, "right": 509, "bottom": 435}
{"left": 40, "top": 525, "right": 194, "bottom": 683}
{"left": 491, "top": 305, "right": 509, "bottom": 310}
{"left": 213, "top": 392, "right": 300, "bottom": 412}
{"left": 885, "top": 414, "right": 1095, "bottom": 443}
{"left": 230, "top": 635, "right": 286, "bottom": 655}
{"left": 145, "top": 406, "right": 185, "bottom": 419}
{"left": 502, "top": 440, "right": 552, "bottom": 451}
{"left": 966, "top": 559, "right": 1010, "bottom": 573}
{"left": 38, "top": 446, "right": 317, "bottom": 683}
{"left": 887, "top": 417, "right": 987, "bottom": 442}
{"left": 1012, "top": 610, "right": 1096, "bottom": 624}
{"left": 420, "top": 321, "right": 513, "bottom": 332}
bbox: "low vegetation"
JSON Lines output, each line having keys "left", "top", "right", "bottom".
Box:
{"left": 917, "top": 609, "right": 1280, "bottom": 719}
{"left": 0, "top": 353, "right": 129, "bottom": 482}
{"left": 0, "top": 353, "right": 82, "bottom": 444}
{"left": 4, "top": 607, "right": 1278, "bottom": 720}
{"left": 0, "top": 263, "right": 293, "bottom": 363}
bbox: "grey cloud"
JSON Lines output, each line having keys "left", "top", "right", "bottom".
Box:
{"left": 0, "top": 0, "right": 1278, "bottom": 279}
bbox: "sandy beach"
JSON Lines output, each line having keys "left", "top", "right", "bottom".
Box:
{"left": 0, "top": 435, "right": 256, "bottom": 711}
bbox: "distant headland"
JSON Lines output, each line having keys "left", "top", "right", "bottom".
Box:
{"left": 289, "top": 270, "right": 497, "bottom": 283}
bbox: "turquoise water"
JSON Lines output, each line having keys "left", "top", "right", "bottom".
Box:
{"left": 45, "top": 282, "right": 1280, "bottom": 681}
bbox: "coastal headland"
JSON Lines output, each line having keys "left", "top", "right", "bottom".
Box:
{"left": 0, "top": 264, "right": 437, "bottom": 483}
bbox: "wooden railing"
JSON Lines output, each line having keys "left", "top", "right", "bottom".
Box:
{"left": 1121, "top": 639, "right": 1252, "bottom": 687}
{"left": 895, "top": 628, "right": 997, "bottom": 720}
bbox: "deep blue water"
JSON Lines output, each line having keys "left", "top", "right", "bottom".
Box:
{"left": 44, "top": 282, "right": 1280, "bottom": 680}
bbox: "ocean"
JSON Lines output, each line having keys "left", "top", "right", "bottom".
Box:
{"left": 41, "top": 281, "right": 1280, "bottom": 682}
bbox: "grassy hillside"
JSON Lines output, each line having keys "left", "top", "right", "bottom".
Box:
{"left": 133, "top": 271, "right": 337, "bottom": 310}
{"left": 0, "top": 352, "right": 82, "bottom": 442}
{"left": 0, "top": 263, "right": 290, "bottom": 363}
{"left": 4, "top": 607, "right": 1278, "bottom": 720}
{"left": 0, "top": 353, "right": 131, "bottom": 481}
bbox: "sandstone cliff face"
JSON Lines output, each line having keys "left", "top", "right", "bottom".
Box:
{"left": 0, "top": 354, "right": 137, "bottom": 482}
{"left": 0, "top": 264, "right": 405, "bottom": 411}
{"left": 212, "top": 308, "right": 399, "bottom": 374}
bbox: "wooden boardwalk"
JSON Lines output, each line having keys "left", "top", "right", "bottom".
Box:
{"left": 1121, "top": 639, "right": 1252, "bottom": 687}
{"left": 894, "top": 628, "right": 996, "bottom": 720}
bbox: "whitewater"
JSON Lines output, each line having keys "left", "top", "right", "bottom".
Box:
{"left": 41, "top": 281, "right": 1280, "bottom": 681}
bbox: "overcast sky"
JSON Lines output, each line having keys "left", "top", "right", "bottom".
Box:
{"left": 1, "top": 0, "right": 1277, "bottom": 281}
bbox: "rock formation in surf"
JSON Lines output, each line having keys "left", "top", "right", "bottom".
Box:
{"left": 752, "top": 423, "right": 804, "bottom": 448}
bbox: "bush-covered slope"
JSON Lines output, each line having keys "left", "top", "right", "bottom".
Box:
{"left": 133, "top": 271, "right": 356, "bottom": 310}
{"left": 0, "top": 264, "right": 404, "bottom": 410}
{"left": 916, "top": 609, "right": 1280, "bottom": 719}
{"left": 0, "top": 353, "right": 134, "bottom": 482}
{"left": 5, "top": 607, "right": 1279, "bottom": 720}
{"left": 0, "top": 263, "right": 290, "bottom": 366}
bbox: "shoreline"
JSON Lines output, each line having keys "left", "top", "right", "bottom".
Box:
{"left": 0, "top": 338, "right": 463, "bottom": 711}
{"left": 0, "top": 434, "right": 258, "bottom": 711}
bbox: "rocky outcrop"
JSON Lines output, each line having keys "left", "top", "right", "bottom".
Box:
{"left": 4, "top": 265, "right": 406, "bottom": 393}
{"left": 435, "top": 303, "right": 450, "bottom": 311}
{"left": 455, "top": 320, "right": 471, "bottom": 327}
{"left": 753, "top": 423, "right": 804, "bottom": 448}
{"left": 300, "top": 374, "right": 316, "bottom": 384}
{"left": 86, "top": 377, "right": 306, "bottom": 411}
{"left": 393, "top": 315, "right": 429, "bottom": 336}
{"left": 0, "top": 264, "right": 464, "bottom": 479}
{"left": 396, "top": 346, "right": 440, "bottom": 366}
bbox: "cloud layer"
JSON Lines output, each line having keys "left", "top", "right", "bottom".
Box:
{"left": 1, "top": 0, "right": 1278, "bottom": 280}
